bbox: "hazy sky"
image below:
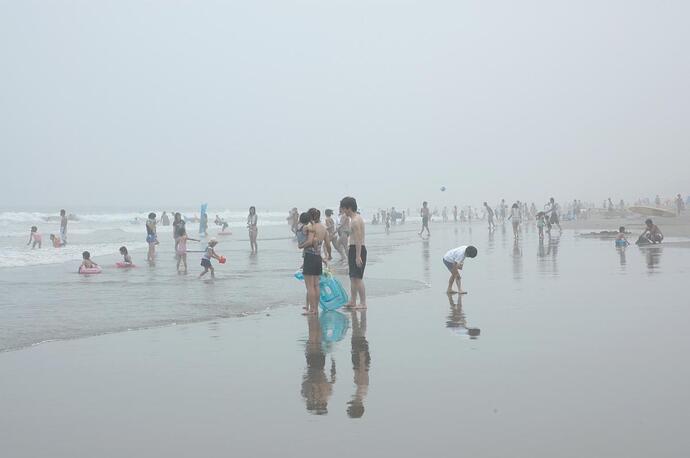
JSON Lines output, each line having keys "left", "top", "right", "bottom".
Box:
{"left": 2, "top": 0, "right": 689, "bottom": 210}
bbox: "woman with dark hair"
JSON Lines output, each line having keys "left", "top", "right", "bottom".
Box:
{"left": 299, "top": 208, "right": 331, "bottom": 315}
{"left": 247, "top": 206, "right": 258, "bottom": 253}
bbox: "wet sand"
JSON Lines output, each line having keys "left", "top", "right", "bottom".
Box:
{"left": 2, "top": 222, "right": 689, "bottom": 457}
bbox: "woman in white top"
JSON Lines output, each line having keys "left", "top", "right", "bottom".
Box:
{"left": 247, "top": 206, "right": 258, "bottom": 254}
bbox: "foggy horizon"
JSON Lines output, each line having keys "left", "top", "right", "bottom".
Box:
{"left": 2, "top": 1, "right": 689, "bottom": 210}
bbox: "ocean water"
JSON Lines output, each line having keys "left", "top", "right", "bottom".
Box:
{"left": 0, "top": 209, "right": 426, "bottom": 351}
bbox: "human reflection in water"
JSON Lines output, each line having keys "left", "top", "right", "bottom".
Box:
{"left": 487, "top": 229, "right": 495, "bottom": 254}
{"left": 422, "top": 239, "right": 431, "bottom": 284}
{"left": 616, "top": 246, "right": 627, "bottom": 268}
{"left": 301, "top": 313, "right": 335, "bottom": 415}
{"left": 446, "top": 293, "right": 480, "bottom": 338}
{"left": 512, "top": 239, "right": 523, "bottom": 280}
{"left": 347, "top": 310, "right": 370, "bottom": 419}
{"left": 644, "top": 246, "right": 663, "bottom": 272}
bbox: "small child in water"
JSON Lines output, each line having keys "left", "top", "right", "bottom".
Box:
{"left": 49, "top": 234, "right": 63, "bottom": 248}
{"left": 200, "top": 238, "right": 222, "bottom": 278}
{"left": 119, "top": 246, "right": 133, "bottom": 266}
{"left": 615, "top": 226, "right": 629, "bottom": 247}
{"left": 536, "top": 212, "right": 547, "bottom": 239}
{"left": 27, "top": 226, "right": 42, "bottom": 249}
{"left": 81, "top": 251, "right": 98, "bottom": 269}
{"left": 176, "top": 228, "right": 199, "bottom": 273}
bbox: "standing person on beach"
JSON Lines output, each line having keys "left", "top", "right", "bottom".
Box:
{"left": 337, "top": 208, "right": 350, "bottom": 257}
{"left": 247, "top": 206, "right": 258, "bottom": 254}
{"left": 59, "top": 209, "right": 68, "bottom": 245}
{"left": 545, "top": 197, "right": 562, "bottom": 232}
{"left": 173, "top": 212, "right": 185, "bottom": 251}
{"left": 676, "top": 194, "right": 685, "bottom": 215}
{"left": 419, "top": 201, "right": 431, "bottom": 237}
{"left": 483, "top": 202, "right": 495, "bottom": 231}
{"left": 508, "top": 203, "right": 521, "bottom": 239}
{"left": 453, "top": 205, "right": 458, "bottom": 223}
{"left": 325, "top": 209, "right": 344, "bottom": 259}
{"left": 299, "top": 208, "right": 331, "bottom": 315}
{"left": 341, "top": 197, "right": 367, "bottom": 309}
{"left": 146, "top": 212, "right": 159, "bottom": 262}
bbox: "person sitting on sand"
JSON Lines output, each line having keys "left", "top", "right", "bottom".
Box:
{"left": 443, "top": 245, "right": 478, "bottom": 294}
{"left": 615, "top": 226, "right": 630, "bottom": 247}
{"left": 638, "top": 219, "right": 664, "bottom": 245}
{"left": 27, "top": 226, "right": 42, "bottom": 249}
{"left": 81, "top": 251, "right": 98, "bottom": 269}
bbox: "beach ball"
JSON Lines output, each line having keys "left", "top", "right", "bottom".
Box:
{"left": 219, "top": 256, "right": 227, "bottom": 264}
{"left": 440, "top": 186, "right": 447, "bottom": 192}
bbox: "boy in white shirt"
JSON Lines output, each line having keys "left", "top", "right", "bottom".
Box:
{"left": 443, "top": 245, "right": 477, "bottom": 294}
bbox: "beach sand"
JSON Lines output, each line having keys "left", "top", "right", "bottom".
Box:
{"left": 2, "top": 219, "right": 689, "bottom": 457}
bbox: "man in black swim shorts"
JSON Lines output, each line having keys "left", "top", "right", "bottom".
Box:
{"left": 340, "top": 196, "right": 367, "bottom": 309}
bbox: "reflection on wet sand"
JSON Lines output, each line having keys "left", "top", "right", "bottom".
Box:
{"left": 643, "top": 246, "right": 663, "bottom": 272}
{"left": 446, "top": 293, "right": 480, "bottom": 339}
{"left": 512, "top": 239, "right": 523, "bottom": 280}
{"left": 537, "top": 234, "right": 560, "bottom": 276}
{"left": 422, "top": 239, "right": 430, "bottom": 283}
{"left": 616, "top": 246, "right": 627, "bottom": 269}
{"left": 301, "top": 314, "right": 335, "bottom": 415}
{"left": 348, "top": 310, "right": 370, "bottom": 418}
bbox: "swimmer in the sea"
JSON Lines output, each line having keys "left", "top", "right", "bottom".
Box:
{"left": 27, "top": 226, "right": 42, "bottom": 249}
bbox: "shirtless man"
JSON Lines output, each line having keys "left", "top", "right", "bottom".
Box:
{"left": 325, "top": 209, "right": 344, "bottom": 258}
{"left": 341, "top": 196, "right": 367, "bottom": 309}
{"left": 483, "top": 202, "right": 495, "bottom": 231}
{"left": 419, "top": 201, "right": 431, "bottom": 237}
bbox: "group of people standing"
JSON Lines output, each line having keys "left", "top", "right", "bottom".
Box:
{"left": 295, "top": 197, "right": 368, "bottom": 315}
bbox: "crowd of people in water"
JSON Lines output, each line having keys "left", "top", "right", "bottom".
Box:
{"left": 20, "top": 193, "right": 684, "bottom": 304}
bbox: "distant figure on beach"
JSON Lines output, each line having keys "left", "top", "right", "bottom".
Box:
{"left": 248, "top": 206, "right": 258, "bottom": 253}
{"left": 288, "top": 208, "right": 299, "bottom": 235}
{"left": 27, "top": 226, "right": 42, "bottom": 249}
{"left": 214, "top": 215, "right": 229, "bottom": 233}
{"left": 337, "top": 208, "right": 350, "bottom": 257}
{"left": 419, "top": 201, "right": 431, "bottom": 237}
{"left": 637, "top": 219, "right": 663, "bottom": 245}
{"left": 676, "top": 194, "right": 685, "bottom": 215}
{"left": 59, "top": 209, "right": 68, "bottom": 245}
{"left": 299, "top": 208, "right": 331, "bottom": 315}
{"left": 324, "top": 209, "right": 344, "bottom": 259}
{"left": 453, "top": 205, "right": 458, "bottom": 223}
{"left": 146, "top": 212, "right": 159, "bottom": 262}
{"left": 508, "top": 203, "right": 521, "bottom": 239}
{"left": 199, "top": 210, "right": 208, "bottom": 237}
{"left": 161, "top": 211, "right": 170, "bottom": 226}
{"left": 655, "top": 195, "right": 661, "bottom": 207}
{"left": 545, "top": 197, "right": 562, "bottom": 232}
{"left": 176, "top": 227, "right": 198, "bottom": 273}
{"left": 347, "top": 310, "right": 370, "bottom": 418}
{"left": 615, "top": 226, "right": 630, "bottom": 247}
{"left": 443, "top": 245, "right": 477, "bottom": 294}
{"left": 173, "top": 212, "right": 185, "bottom": 251}
{"left": 483, "top": 202, "right": 495, "bottom": 231}
{"left": 442, "top": 207, "right": 448, "bottom": 223}
{"left": 499, "top": 199, "right": 507, "bottom": 223}
{"left": 607, "top": 198, "right": 614, "bottom": 212}
{"left": 536, "top": 212, "right": 547, "bottom": 240}
{"left": 341, "top": 197, "right": 367, "bottom": 309}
